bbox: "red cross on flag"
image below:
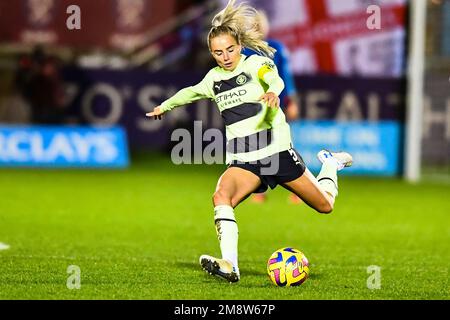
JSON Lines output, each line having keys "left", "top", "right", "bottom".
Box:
{"left": 269, "top": 0, "right": 407, "bottom": 77}
{"left": 230, "top": 0, "right": 407, "bottom": 77}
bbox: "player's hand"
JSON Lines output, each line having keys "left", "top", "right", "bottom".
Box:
{"left": 259, "top": 92, "right": 280, "bottom": 109}
{"left": 146, "top": 106, "right": 164, "bottom": 120}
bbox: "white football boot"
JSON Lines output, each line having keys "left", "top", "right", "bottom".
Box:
{"left": 317, "top": 150, "right": 353, "bottom": 171}
{"left": 199, "top": 255, "right": 240, "bottom": 283}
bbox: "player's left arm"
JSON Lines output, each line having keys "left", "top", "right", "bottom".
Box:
{"left": 257, "top": 58, "right": 285, "bottom": 109}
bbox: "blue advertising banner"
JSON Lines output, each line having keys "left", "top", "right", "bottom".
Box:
{"left": 290, "top": 121, "right": 402, "bottom": 176}
{"left": 0, "top": 125, "right": 129, "bottom": 168}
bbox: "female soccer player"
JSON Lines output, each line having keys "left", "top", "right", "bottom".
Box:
{"left": 146, "top": 0, "right": 352, "bottom": 283}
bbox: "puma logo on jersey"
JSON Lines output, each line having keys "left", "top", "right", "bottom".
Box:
{"left": 214, "top": 83, "right": 222, "bottom": 91}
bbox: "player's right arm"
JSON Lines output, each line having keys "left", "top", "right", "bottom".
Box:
{"left": 146, "top": 72, "right": 213, "bottom": 119}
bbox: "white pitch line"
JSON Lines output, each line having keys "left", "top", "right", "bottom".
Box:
{"left": 0, "top": 242, "right": 10, "bottom": 250}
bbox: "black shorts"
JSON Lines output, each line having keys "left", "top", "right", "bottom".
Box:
{"left": 228, "top": 148, "right": 306, "bottom": 193}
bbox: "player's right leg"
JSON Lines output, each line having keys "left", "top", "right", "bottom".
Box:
{"left": 212, "top": 166, "right": 262, "bottom": 208}
{"left": 200, "top": 167, "right": 261, "bottom": 283}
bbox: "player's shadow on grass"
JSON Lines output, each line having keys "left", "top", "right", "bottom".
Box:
{"left": 175, "top": 262, "right": 268, "bottom": 276}
{"left": 239, "top": 268, "right": 266, "bottom": 276}
{"left": 176, "top": 261, "right": 201, "bottom": 270}
{"left": 176, "top": 261, "right": 320, "bottom": 282}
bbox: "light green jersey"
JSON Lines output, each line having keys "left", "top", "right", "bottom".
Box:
{"left": 160, "top": 54, "right": 292, "bottom": 164}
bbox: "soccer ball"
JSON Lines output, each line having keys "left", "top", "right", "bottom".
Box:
{"left": 267, "top": 247, "right": 310, "bottom": 287}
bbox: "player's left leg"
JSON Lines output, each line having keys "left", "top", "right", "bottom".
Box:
{"left": 282, "top": 150, "right": 352, "bottom": 213}
{"left": 282, "top": 168, "right": 335, "bottom": 213}
{"left": 200, "top": 167, "right": 262, "bottom": 282}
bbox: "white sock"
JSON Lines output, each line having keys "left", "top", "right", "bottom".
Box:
{"left": 214, "top": 205, "right": 239, "bottom": 274}
{"left": 317, "top": 160, "right": 339, "bottom": 198}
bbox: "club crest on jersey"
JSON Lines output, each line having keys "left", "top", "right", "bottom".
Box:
{"left": 236, "top": 74, "right": 247, "bottom": 85}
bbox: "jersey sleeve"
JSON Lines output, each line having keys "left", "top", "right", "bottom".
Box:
{"left": 253, "top": 56, "right": 285, "bottom": 96}
{"left": 160, "top": 72, "right": 213, "bottom": 112}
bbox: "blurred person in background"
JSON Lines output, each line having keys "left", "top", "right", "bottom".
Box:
{"left": 20, "top": 46, "right": 66, "bottom": 124}
{"left": 243, "top": 9, "right": 301, "bottom": 204}
{"left": 146, "top": 0, "right": 352, "bottom": 283}
{"left": 0, "top": 55, "right": 32, "bottom": 124}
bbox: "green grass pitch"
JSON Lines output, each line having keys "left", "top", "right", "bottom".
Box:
{"left": 0, "top": 153, "right": 449, "bottom": 300}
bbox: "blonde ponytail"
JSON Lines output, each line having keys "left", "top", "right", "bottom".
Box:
{"left": 207, "top": 0, "right": 276, "bottom": 58}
